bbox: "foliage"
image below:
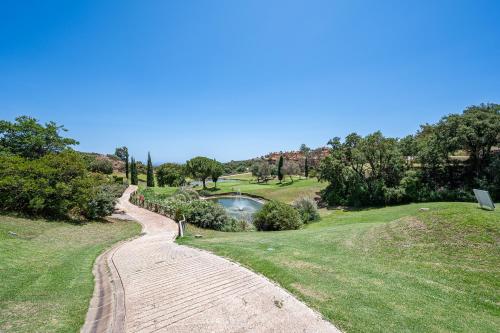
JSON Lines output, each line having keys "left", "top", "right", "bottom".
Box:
{"left": 0, "top": 116, "right": 78, "bottom": 159}
{"left": 84, "top": 184, "right": 124, "bottom": 220}
{"left": 186, "top": 156, "right": 213, "bottom": 188}
{"left": 210, "top": 159, "right": 224, "bottom": 187}
{"left": 0, "top": 150, "right": 126, "bottom": 219}
{"left": 304, "top": 156, "right": 309, "bottom": 178}
{"left": 184, "top": 200, "right": 233, "bottom": 231}
{"left": 222, "top": 159, "right": 254, "bottom": 174}
{"left": 282, "top": 160, "right": 301, "bottom": 182}
{"left": 319, "top": 104, "right": 500, "bottom": 206}
{"left": 89, "top": 158, "right": 113, "bottom": 174}
{"left": 293, "top": 196, "right": 320, "bottom": 223}
{"left": 0, "top": 150, "right": 94, "bottom": 218}
{"left": 156, "top": 163, "right": 186, "bottom": 187}
{"left": 319, "top": 132, "right": 407, "bottom": 206}
{"left": 115, "top": 146, "right": 129, "bottom": 179}
{"left": 253, "top": 201, "right": 302, "bottom": 231}
{"left": 130, "top": 157, "right": 138, "bottom": 185}
{"left": 300, "top": 144, "right": 311, "bottom": 177}
{"left": 146, "top": 152, "right": 154, "bottom": 187}
{"left": 174, "top": 187, "right": 200, "bottom": 201}
{"left": 251, "top": 160, "right": 272, "bottom": 183}
{"left": 277, "top": 155, "right": 284, "bottom": 183}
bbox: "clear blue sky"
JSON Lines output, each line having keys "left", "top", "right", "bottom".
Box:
{"left": 1, "top": 0, "right": 499, "bottom": 163}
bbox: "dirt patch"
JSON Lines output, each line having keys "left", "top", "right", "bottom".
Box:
{"left": 291, "top": 283, "right": 329, "bottom": 302}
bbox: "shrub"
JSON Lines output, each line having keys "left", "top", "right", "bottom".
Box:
{"left": 293, "top": 196, "right": 320, "bottom": 223}
{"left": 0, "top": 150, "right": 94, "bottom": 218}
{"left": 89, "top": 158, "right": 113, "bottom": 174}
{"left": 174, "top": 188, "right": 199, "bottom": 201}
{"left": 253, "top": 201, "right": 302, "bottom": 231}
{"left": 184, "top": 200, "right": 232, "bottom": 230}
{"left": 198, "top": 189, "right": 212, "bottom": 197}
{"left": 221, "top": 218, "right": 254, "bottom": 232}
{"left": 84, "top": 185, "right": 117, "bottom": 220}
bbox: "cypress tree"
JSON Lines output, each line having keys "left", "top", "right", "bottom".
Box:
{"left": 146, "top": 152, "right": 154, "bottom": 187}
{"left": 125, "top": 150, "right": 129, "bottom": 179}
{"left": 277, "top": 155, "right": 284, "bottom": 183}
{"left": 304, "top": 156, "right": 309, "bottom": 178}
{"left": 130, "top": 157, "right": 138, "bottom": 185}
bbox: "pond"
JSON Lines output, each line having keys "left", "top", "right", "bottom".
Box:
{"left": 208, "top": 196, "right": 264, "bottom": 222}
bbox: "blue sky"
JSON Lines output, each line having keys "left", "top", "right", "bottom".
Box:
{"left": 1, "top": 0, "right": 499, "bottom": 163}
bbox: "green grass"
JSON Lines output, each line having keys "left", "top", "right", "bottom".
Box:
{"left": 222, "top": 172, "right": 255, "bottom": 181}
{"left": 0, "top": 215, "right": 140, "bottom": 333}
{"left": 178, "top": 202, "right": 500, "bottom": 332}
{"left": 141, "top": 185, "right": 178, "bottom": 196}
{"left": 202, "top": 176, "right": 327, "bottom": 203}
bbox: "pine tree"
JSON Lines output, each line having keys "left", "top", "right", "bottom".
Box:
{"left": 304, "top": 156, "right": 309, "bottom": 178}
{"left": 130, "top": 157, "right": 138, "bottom": 185}
{"left": 277, "top": 155, "right": 284, "bottom": 183}
{"left": 146, "top": 152, "right": 154, "bottom": 187}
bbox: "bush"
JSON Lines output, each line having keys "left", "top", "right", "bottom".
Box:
{"left": 221, "top": 218, "right": 254, "bottom": 232}
{"left": 198, "top": 189, "right": 212, "bottom": 197}
{"left": 89, "top": 159, "right": 113, "bottom": 174}
{"left": 0, "top": 151, "right": 94, "bottom": 218}
{"left": 174, "top": 188, "right": 200, "bottom": 201}
{"left": 253, "top": 201, "right": 302, "bottom": 231}
{"left": 293, "top": 197, "right": 320, "bottom": 223}
{"left": 84, "top": 185, "right": 117, "bottom": 220}
{"left": 184, "top": 200, "right": 232, "bottom": 230}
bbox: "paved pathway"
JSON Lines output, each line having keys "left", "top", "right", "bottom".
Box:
{"left": 83, "top": 186, "right": 340, "bottom": 333}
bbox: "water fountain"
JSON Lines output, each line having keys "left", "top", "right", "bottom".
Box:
{"left": 208, "top": 190, "right": 263, "bottom": 222}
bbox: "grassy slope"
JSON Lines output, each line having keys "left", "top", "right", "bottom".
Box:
{"left": 178, "top": 202, "right": 500, "bottom": 332}
{"left": 202, "top": 176, "right": 327, "bottom": 203}
{"left": 0, "top": 216, "right": 140, "bottom": 333}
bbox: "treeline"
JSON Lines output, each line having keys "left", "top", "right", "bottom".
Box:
{"left": 0, "top": 116, "right": 126, "bottom": 219}
{"left": 319, "top": 103, "right": 500, "bottom": 207}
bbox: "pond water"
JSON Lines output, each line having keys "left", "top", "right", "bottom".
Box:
{"left": 208, "top": 196, "right": 263, "bottom": 222}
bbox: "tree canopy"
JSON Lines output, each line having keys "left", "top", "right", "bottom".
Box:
{"left": 0, "top": 116, "right": 78, "bottom": 159}
{"left": 186, "top": 156, "right": 213, "bottom": 188}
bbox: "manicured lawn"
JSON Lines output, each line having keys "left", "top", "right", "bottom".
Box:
{"left": 222, "top": 172, "right": 255, "bottom": 181}
{"left": 0, "top": 215, "right": 140, "bottom": 333}
{"left": 201, "top": 177, "right": 327, "bottom": 203}
{"left": 142, "top": 185, "right": 179, "bottom": 197}
{"left": 178, "top": 202, "right": 500, "bottom": 332}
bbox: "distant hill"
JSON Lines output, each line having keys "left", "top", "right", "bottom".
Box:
{"left": 79, "top": 152, "right": 125, "bottom": 173}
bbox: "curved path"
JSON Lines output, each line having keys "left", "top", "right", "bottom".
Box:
{"left": 83, "top": 186, "right": 340, "bottom": 333}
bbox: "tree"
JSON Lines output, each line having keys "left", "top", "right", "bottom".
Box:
{"left": 277, "top": 155, "right": 284, "bottom": 183}
{"left": 115, "top": 146, "right": 129, "bottom": 179}
{"left": 282, "top": 160, "right": 301, "bottom": 182}
{"left": 0, "top": 116, "right": 78, "bottom": 159}
{"left": 146, "top": 152, "right": 154, "bottom": 187}
{"left": 130, "top": 157, "right": 138, "bottom": 185}
{"left": 299, "top": 144, "right": 311, "bottom": 178}
{"left": 437, "top": 103, "right": 500, "bottom": 179}
{"left": 156, "top": 163, "right": 185, "bottom": 187}
{"left": 251, "top": 161, "right": 272, "bottom": 183}
{"left": 210, "top": 160, "right": 224, "bottom": 189}
{"left": 89, "top": 158, "right": 113, "bottom": 174}
{"left": 185, "top": 156, "right": 213, "bottom": 189}
{"left": 319, "top": 132, "right": 405, "bottom": 206}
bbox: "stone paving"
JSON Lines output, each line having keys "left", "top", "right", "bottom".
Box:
{"left": 83, "top": 185, "right": 340, "bottom": 333}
